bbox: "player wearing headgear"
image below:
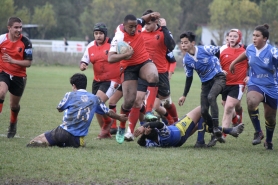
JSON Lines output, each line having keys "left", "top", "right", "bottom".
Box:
{"left": 217, "top": 29, "right": 248, "bottom": 144}
{"left": 108, "top": 13, "right": 160, "bottom": 144}
{"left": 79, "top": 22, "right": 122, "bottom": 139}
{"left": 230, "top": 24, "right": 278, "bottom": 150}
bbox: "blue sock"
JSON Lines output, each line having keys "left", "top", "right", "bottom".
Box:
{"left": 197, "top": 117, "right": 205, "bottom": 142}
{"left": 219, "top": 126, "right": 233, "bottom": 134}
{"left": 265, "top": 121, "right": 276, "bottom": 143}
{"left": 249, "top": 108, "right": 261, "bottom": 132}
{"left": 140, "top": 121, "right": 145, "bottom": 126}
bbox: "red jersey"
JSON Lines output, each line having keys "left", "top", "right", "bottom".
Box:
{"left": 81, "top": 38, "right": 121, "bottom": 83}
{"left": 0, "top": 33, "right": 32, "bottom": 77}
{"left": 220, "top": 45, "right": 248, "bottom": 85}
{"left": 109, "top": 20, "right": 150, "bottom": 69}
{"left": 142, "top": 27, "right": 168, "bottom": 73}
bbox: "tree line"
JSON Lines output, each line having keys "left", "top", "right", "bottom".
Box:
{"left": 0, "top": 0, "right": 277, "bottom": 45}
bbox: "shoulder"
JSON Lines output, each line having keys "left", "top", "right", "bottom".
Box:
{"left": 0, "top": 34, "right": 7, "bottom": 44}
{"left": 220, "top": 44, "right": 228, "bottom": 54}
{"left": 21, "top": 35, "right": 32, "bottom": 47}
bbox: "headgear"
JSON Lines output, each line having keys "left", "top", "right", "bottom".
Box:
{"left": 93, "top": 23, "right": 107, "bottom": 38}
{"left": 229, "top": 29, "right": 242, "bottom": 45}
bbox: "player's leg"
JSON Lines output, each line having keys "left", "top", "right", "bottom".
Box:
{"left": 139, "top": 61, "right": 159, "bottom": 121}
{"left": 0, "top": 72, "right": 10, "bottom": 114}
{"left": 108, "top": 89, "right": 123, "bottom": 135}
{"left": 27, "top": 133, "right": 49, "bottom": 147}
{"left": 7, "top": 76, "right": 26, "bottom": 138}
{"left": 262, "top": 97, "right": 277, "bottom": 150}
{"left": 246, "top": 86, "right": 264, "bottom": 145}
{"left": 164, "top": 96, "right": 178, "bottom": 122}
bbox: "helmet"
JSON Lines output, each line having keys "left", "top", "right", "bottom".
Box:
{"left": 93, "top": 23, "right": 107, "bottom": 38}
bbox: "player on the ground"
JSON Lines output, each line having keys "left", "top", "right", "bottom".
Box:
{"left": 79, "top": 23, "right": 122, "bottom": 139}
{"left": 0, "top": 17, "right": 33, "bottom": 138}
{"left": 134, "top": 106, "right": 244, "bottom": 148}
{"left": 108, "top": 13, "right": 160, "bottom": 144}
{"left": 26, "top": 73, "right": 127, "bottom": 148}
{"left": 178, "top": 31, "right": 226, "bottom": 147}
{"left": 229, "top": 24, "right": 278, "bottom": 150}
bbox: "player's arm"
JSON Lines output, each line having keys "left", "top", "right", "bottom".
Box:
{"left": 106, "top": 109, "right": 128, "bottom": 122}
{"left": 57, "top": 92, "right": 71, "bottom": 112}
{"left": 141, "top": 12, "right": 160, "bottom": 23}
{"left": 79, "top": 45, "right": 90, "bottom": 71}
{"left": 2, "top": 56, "right": 32, "bottom": 67}
{"left": 162, "top": 27, "right": 176, "bottom": 51}
{"left": 108, "top": 34, "right": 133, "bottom": 63}
{"left": 229, "top": 51, "right": 247, "bottom": 74}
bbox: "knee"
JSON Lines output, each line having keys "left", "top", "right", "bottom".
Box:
{"left": 208, "top": 94, "right": 216, "bottom": 104}
{"left": 246, "top": 98, "right": 257, "bottom": 110}
{"left": 147, "top": 73, "right": 159, "bottom": 84}
{"left": 10, "top": 105, "right": 20, "bottom": 112}
{"left": 265, "top": 115, "right": 276, "bottom": 125}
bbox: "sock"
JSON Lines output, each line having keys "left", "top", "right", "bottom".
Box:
{"left": 109, "top": 105, "right": 117, "bottom": 129}
{"left": 145, "top": 86, "right": 158, "bottom": 113}
{"left": 128, "top": 107, "right": 140, "bottom": 133}
{"left": 119, "top": 106, "right": 130, "bottom": 129}
{"left": 212, "top": 118, "right": 219, "bottom": 128}
{"left": 10, "top": 106, "right": 20, "bottom": 124}
{"left": 197, "top": 117, "right": 206, "bottom": 142}
{"left": 161, "top": 117, "right": 168, "bottom": 125}
{"left": 164, "top": 112, "right": 174, "bottom": 125}
{"left": 265, "top": 121, "right": 276, "bottom": 143}
{"left": 249, "top": 108, "right": 261, "bottom": 132}
{"left": 236, "top": 107, "right": 243, "bottom": 124}
{"left": 102, "top": 116, "right": 112, "bottom": 132}
{"left": 221, "top": 127, "right": 233, "bottom": 134}
{"left": 0, "top": 99, "right": 4, "bottom": 113}
{"left": 165, "top": 103, "right": 178, "bottom": 122}
{"left": 232, "top": 115, "right": 239, "bottom": 125}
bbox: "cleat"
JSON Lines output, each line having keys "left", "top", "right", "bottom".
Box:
{"left": 207, "top": 134, "right": 226, "bottom": 147}
{"left": 229, "top": 123, "right": 244, "bottom": 137}
{"left": 144, "top": 112, "right": 158, "bottom": 122}
{"left": 26, "top": 141, "right": 48, "bottom": 147}
{"left": 116, "top": 127, "right": 125, "bottom": 144}
{"left": 110, "top": 128, "right": 118, "bottom": 135}
{"left": 213, "top": 127, "right": 222, "bottom": 138}
{"left": 264, "top": 141, "right": 273, "bottom": 150}
{"left": 7, "top": 123, "right": 17, "bottom": 138}
{"left": 124, "top": 132, "right": 134, "bottom": 142}
{"left": 194, "top": 141, "right": 207, "bottom": 148}
{"left": 252, "top": 131, "right": 264, "bottom": 145}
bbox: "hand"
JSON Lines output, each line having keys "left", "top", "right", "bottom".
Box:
{"left": 168, "top": 72, "right": 173, "bottom": 80}
{"left": 118, "top": 114, "right": 128, "bottom": 122}
{"left": 243, "top": 76, "right": 249, "bottom": 84}
{"left": 178, "top": 96, "right": 186, "bottom": 106}
{"left": 159, "top": 18, "right": 166, "bottom": 26}
{"left": 222, "top": 70, "right": 228, "bottom": 76}
{"left": 2, "top": 53, "right": 13, "bottom": 63}
{"left": 124, "top": 46, "right": 134, "bottom": 59}
{"left": 134, "top": 126, "right": 145, "bottom": 137}
{"left": 229, "top": 63, "right": 235, "bottom": 74}
{"left": 80, "top": 63, "right": 88, "bottom": 71}
{"left": 151, "top": 12, "right": 160, "bottom": 19}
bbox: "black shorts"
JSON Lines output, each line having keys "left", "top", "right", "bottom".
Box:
{"left": 121, "top": 60, "right": 153, "bottom": 81}
{"left": 222, "top": 85, "right": 245, "bottom": 101}
{"left": 92, "top": 80, "right": 121, "bottom": 98}
{"left": 0, "top": 71, "right": 26, "bottom": 96}
{"left": 45, "top": 126, "right": 84, "bottom": 148}
{"left": 137, "top": 78, "right": 148, "bottom": 92}
{"left": 158, "top": 72, "right": 170, "bottom": 97}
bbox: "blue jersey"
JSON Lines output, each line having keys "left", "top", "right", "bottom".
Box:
{"left": 246, "top": 44, "right": 278, "bottom": 99}
{"left": 57, "top": 89, "right": 109, "bottom": 136}
{"left": 145, "top": 123, "right": 181, "bottom": 147}
{"left": 183, "top": 45, "right": 223, "bottom": 82}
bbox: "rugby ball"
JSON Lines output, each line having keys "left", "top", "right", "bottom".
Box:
{"left": 116, "top": 41, "right": 130, "bottom": 54}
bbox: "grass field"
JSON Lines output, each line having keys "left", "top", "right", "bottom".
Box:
{"left": 0, "top": 66, "right": 278, "bottom": 185}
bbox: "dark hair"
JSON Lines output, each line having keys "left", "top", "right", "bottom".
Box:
{"left": 93, "top": 22, "right": 108, "bottom": 38}
{"left": 7, "top": 17, "right": 22, "bottom": 27}
{"left": 180, "top": 31, "right": 196, "bottom": 42}
{"left": 255, "top": 24, "right": 269, "bottom": 39}
{"left": 70, "top": 73, "right": 87, "bottom": 90}
{"left": 124, "top": 14, "right": 137, "bottom": 23}
{"left": 145, "top": 127, "right": 159, "bottom": 141}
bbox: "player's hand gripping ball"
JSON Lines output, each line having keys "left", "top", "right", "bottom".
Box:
{"left": 116, "top": 41, "right": 133, "bottom": 59}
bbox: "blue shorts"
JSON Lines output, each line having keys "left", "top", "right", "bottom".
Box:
{"left": 248, "top": 85, "right": 277, "bottom": 110}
